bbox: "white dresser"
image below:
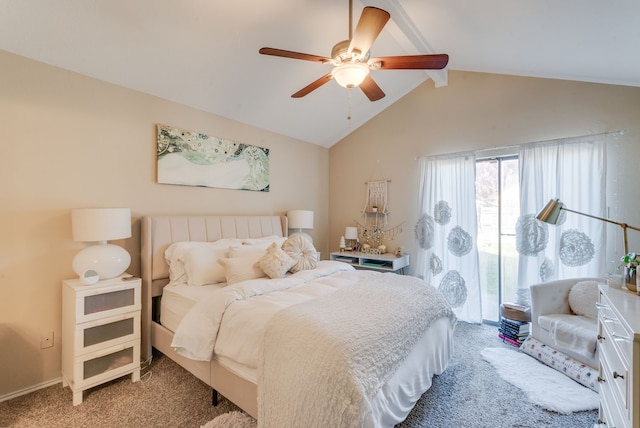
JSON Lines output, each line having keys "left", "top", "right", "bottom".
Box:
{"left": 597, "top": 284, "right": 640, "bottom": 427}
{"left": 62, "top": 276, "right": 141, "bottom": 405}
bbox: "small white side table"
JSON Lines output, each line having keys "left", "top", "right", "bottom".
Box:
{"left": 330, "top": 251, "right": 410, "bottom": 274}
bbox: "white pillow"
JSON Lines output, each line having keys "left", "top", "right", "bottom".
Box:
{"left": 228, "top": 241, "right": 273, "bottom": 258}
{"left": 164, "top": 239, "right": 236, "bottom": 285}
{"left": 568, "top": 280, "right": 600, "bottom": 319}
{"left": 218, "top": 253, "right": 266, "bottom": 285}
{"left": 182, "top": 246, "right": 228, "bottom": 286}
{"left": 256, "top": 242, "right": 296, "bottom": 279}
{"left": 242, "top": 235, "right": 287, "bottom": 247}
{"left": 282, "top": 235, "right": 318, "bottom": 273}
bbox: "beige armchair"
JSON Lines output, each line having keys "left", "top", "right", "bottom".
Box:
{"left": 529, "top": 277, "right": 604, "bottom": 369}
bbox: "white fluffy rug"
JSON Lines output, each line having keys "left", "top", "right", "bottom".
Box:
{"left": 481, "top": 347, "right": 599, "bottom": 414}
{"left": 201, "top": 411, "right": 257, "bottom": 428}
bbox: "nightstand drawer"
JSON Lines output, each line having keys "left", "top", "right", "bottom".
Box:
{"left": 75, "top": 312, "right": 140, "bottom": 356}
{"left": 70, "top": 278, "right": 141, "bottom": 323}
{"left": 70, "top": 340, "right": 140, "bottom": 390}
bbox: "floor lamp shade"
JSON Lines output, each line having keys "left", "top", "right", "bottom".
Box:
{"left": 71, "top": 208, "right": 132, "bottom": 281}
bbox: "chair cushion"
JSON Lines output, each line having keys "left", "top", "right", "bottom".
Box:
{"left": 537, "top": 314, "right": 597, "bottom": 360}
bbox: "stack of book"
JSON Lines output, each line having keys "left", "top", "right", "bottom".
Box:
{"left": 498, "top": 317, "right": 530, "bottom": 346}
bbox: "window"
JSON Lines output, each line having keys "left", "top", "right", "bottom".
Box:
{"left": 476, "top": 156, "right": 520, "bottom": 323}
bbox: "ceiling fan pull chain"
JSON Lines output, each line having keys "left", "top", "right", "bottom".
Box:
{"left": 347, "top": 88, "right": 353, "bottom": 121}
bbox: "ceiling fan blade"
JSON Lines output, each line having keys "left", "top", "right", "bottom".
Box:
{"left": 259, "top": 47, "right": 332, "bottom": 64}
{"left": 348, "top": 7, "right": 390, "bottom": 56}
{"left": 291, "top": 73, "right": 333, "bottom": 98}
{"left": 359, "top": 75, "right": 385, "bottom": 101}
{"left": 370, "top": 54, "right": 449, "bottom": 70}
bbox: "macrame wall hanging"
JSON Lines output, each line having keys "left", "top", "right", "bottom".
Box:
{"left": 354, "top": 179, "right": 403, "bottom": 253}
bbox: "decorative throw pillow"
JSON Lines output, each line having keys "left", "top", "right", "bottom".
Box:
{"left": 282, "top": 235, "right": 318, "bottom": 273}
{"left": 218, "top": 253, "right": 266, "bottom": 285}
{"left": 256, "top": 242, "right": 296, "bottom": 279}
{"left": 568, "top": 280, "right": 600, "bottom": 319}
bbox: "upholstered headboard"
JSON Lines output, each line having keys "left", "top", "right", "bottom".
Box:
{"left": 140, "top": 215, "right": 288, "bottom": 358}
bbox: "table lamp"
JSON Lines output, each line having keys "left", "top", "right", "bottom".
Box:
{"left": 287, "top": 210, "right": 314, "bottom": 242}
{"left": 345, "top": 226, "right": 359, "bottom": 251}
{"left": 71, "top": 208, "right": 132, "bottom": 282}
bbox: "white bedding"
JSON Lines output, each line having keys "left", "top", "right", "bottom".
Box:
{"left": 167, "top": 260, "right": 456, "bottom": 426}
{"left": 160, "top": 282, "right": 227, "bottom": 332}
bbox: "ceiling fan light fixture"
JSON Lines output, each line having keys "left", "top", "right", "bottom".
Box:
{"left": 331, "top": 63, "right": 370, "bottom": 88}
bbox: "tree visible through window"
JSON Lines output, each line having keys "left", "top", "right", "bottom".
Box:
{"left": 476, "top": 156, "right": 520, "bottom": 323}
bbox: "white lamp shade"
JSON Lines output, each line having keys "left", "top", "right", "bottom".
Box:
{"left": 287, "top": 210, "right": 314, "bottom": 230}
{"left": 72, "top": 243, "right": 131, "bottom": 280}
{"left": 345, "top": 226, "right": 359, "bottom": 240}
{"left": 72, "top": 208, "right": 131, "bottom": 242}
{"left": 331, "top": 63, "right": 370, "bottom": 88}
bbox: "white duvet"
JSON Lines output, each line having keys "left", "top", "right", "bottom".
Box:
{"left": 171, "top": 261, "right": 376, "bottom": 365}
{"left": 171, "top": 260, "right": 456, "bottom": 427}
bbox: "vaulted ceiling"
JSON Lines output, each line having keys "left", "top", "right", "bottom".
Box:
{"left": 1, "top": 0, "right": 638, "bottom": 147}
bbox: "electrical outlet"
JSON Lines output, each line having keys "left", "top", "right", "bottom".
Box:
{"left": 41, "top": 331, "right": 54, "bottom": 349}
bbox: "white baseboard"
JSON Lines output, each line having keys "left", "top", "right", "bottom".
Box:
{"left": 0, "top": 377, "right": 62, "bottom": 403}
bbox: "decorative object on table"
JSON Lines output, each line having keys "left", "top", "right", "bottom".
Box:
{"left": 287, "top": 210, "right": 314, "bottom": 242}
{"left": 377, "top": 244, "right": 386, "bottom": 254}
{"left": 71, "top": 208, "right": 132, "bottom": 281}
{"left": 372, "top": 205, "right": 378, "bottom": 212}
{"left": 156, "top": 124, "right": 269, "bottom": 192}
{"left": 605, "top": 273, "right": 623, "bottom": 289}
{"left": 537, "top": 198, "right": 640, "bottom": 255}
{"left": 619, "top": 251, "right": 640, "bottom": 292}
{"left": 395, "top": 247, "right": 403, "bottom": 257}
{"left": 339, "top": 236, "right": 346, "bottom": 251}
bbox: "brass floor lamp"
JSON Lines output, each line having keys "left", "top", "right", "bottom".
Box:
{"left": 536, "top": 198, "right": 640, "bottom": 255}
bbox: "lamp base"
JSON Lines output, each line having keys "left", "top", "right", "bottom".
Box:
{"left": 72, "top": 243, "right": 131, "bottom": 281}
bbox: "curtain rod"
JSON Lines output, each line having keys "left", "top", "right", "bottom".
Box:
{"left": 414, "top": 129, "right": 625, "bottom": 161}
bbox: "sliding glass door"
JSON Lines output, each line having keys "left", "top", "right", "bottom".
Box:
{"left": 476, "top": 156, "right": 520, "bottom": 323}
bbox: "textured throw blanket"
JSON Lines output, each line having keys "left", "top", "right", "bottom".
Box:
{"left": 257, "top": 273, "right": 456, "bottom": 428}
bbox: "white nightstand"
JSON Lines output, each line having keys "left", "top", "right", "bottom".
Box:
{"left": 330, "top": 251, "right": 410, "bottom": 274}
{"left": 61, "top": 275, "right": 141, "bottom": 405}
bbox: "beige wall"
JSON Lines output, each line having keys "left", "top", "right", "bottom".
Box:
{"left": 330, "top": 71, "right": 640, "bottom": 275}
{"left": 0, "top": 50, "right": 329, "bottom": 398}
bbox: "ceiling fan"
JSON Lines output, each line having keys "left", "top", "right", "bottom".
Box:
{"left": 259, "top": 0, "right": 449, "bottom": 101}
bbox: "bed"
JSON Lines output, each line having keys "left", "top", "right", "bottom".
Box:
{"left": 140, "top": 214, "right": 456, "bottom": 427}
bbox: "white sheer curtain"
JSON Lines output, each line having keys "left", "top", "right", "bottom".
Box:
{"left": 416, "top": 155, "right": 482, "bottom": 323}
{"left": 515, "top": 137, "right": 606, "bottom": 304}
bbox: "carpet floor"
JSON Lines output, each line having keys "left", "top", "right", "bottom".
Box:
{"left": 0, "top": 322, "right": 598, "bottom": 428}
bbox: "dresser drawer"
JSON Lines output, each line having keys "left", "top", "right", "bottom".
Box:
{"left": 600, "top": 371, "right": 628, "bottom": 428}
{"left": 599, "top": 292, "right": 633, "bottom": 364}
{"left": 74, "top": 311, "right": 140, "bottom": 356}
{"left": 600, "top": 343, "right": 629, "bottom": 423}
{"left": 69, "top": 340, "right": 140, "bottom": 390}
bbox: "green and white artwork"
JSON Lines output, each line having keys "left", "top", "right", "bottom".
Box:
{"left": 156, "top": 124, "right": 269, "bottom": 192}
